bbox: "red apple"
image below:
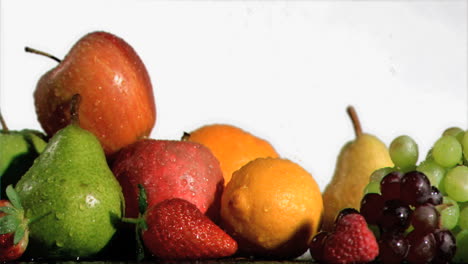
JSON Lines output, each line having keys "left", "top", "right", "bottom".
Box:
{"left": 31, "top": 31, "right": 156, "bottom": 156}
{"left": 111, "top": 139, "right": 224, "bottom": 222}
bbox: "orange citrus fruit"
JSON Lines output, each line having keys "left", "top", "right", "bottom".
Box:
{"left": 184, "top": 124, "right": 279, "bottom": 185}
{"left": 221, "top": 157, "right": 323, "bottom": 259}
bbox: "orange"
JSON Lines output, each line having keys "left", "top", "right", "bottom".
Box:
{"left": 184, "top": 124, "right": 279, "bottom": 185}
{"left": 221, "top": 157, "right": 323, "bottom": 259}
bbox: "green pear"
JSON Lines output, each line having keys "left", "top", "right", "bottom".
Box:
{"left": 0, "top": 112, "right": 47, "bottom": 198}
{"left": 15, "top": 101, "right": 124, "bottom": 259}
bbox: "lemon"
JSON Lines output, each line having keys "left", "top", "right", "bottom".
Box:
{"left": 221, "top": 157, "right": 323, "bottom": 259}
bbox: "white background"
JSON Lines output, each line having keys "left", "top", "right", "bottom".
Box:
{"left": 1, "top": 0, "right": 467, "bottom": 192}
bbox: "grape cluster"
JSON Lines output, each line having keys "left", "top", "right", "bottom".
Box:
{"left": 361, "top": 171, "right": 455, "bottom": 264}
{"left": 360, "top": 130, "right": 468, "bottom": 263}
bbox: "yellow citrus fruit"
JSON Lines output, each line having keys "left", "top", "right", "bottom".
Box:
{"left": 221, "top": 157, "right": 323, "bottom": 259}
{"left": 184, "top": 124, "right": 279, "bottom": 185}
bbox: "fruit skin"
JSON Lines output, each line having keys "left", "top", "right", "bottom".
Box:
{"left": 142, "top": 198, "right": 238, "bottom": 260}
{"left": 0, "top": 129, "right": 47, "bottom": 198}
{"left": 322, "top": 213, "right": 379, "bottom": 264}
{"left": 112, "top": 139, "right": 224, "bottom": 221}
{"left": 0, "top": 200, "right": 29, "bottom": 262}
{"left": 33, "top": 31, "right": 156, "bottom": 156}
{"left": 184, "top": 124, "right": 279, "bottom": 186}
{"left": 221, "top": 157, "right": 323, "bottom": 259}
{"left": 15, "top": 124, "right": 124, "bottom": 259}
{"left": 322, "top": 106, "right": 393, "bottom": 231}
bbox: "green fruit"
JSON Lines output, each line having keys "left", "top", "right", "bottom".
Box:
{"left": 0, "top": 117, "right": 47, "bottom": 198}
{"left": 15, "top": 123, "right": 124, "bottom": 259}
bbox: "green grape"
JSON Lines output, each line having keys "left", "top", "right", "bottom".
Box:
{"left": 454, "top": 229, "right": 468, "bottom": 263}
{"left": 438, "top": 196, "right": 460, "bottom": 230}
{"left": 369, "top": 167, "right": 395, "bottom": 183}
{"left": 459, "top": 206, "right": 468, "bottom": 230}
{"left": 389, "top": 135, "right": 419, "bottom": 171}
{"left": 444, "top": 166, "right": 468, "bottom": 202}
{"left": 439, "top": 175, "right": 447, "bottom": 195}
{"left": 443, "top": 127, "right": 465, "bottom": 144}
{"left": 443, "top": 127, "right": 464, "bottom": 137}
{"left": 432, "top": 135, "right": 462, "bottom": 168}
{"left": 363, "top": 181, "right": 381, "bottom": 195}
{"left": 462, "top": 132, "right": 468, "bottom": 160}
{"left": 425, "top": 148, "right": 434, "bottom": 162}
{"left": 416, "top": 160, "right": 446, "bottom": 188}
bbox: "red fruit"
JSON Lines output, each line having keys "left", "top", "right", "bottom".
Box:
{"left": 323, "top": 213, "right": 379, "bottom": 264}
{"left": 32, "top": 31, "right": 156, "bottom": 156}
{"left": 112, "top": 139, "right": 224, "bottom": 221}
{"left": 141, "top": 198, "right": 237, "bottom": 260}
{"left": 0, "top": 200, "right": 29, "bottom": 262}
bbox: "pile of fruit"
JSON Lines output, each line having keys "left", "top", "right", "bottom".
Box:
{"left": 0, "top": 31, "right": 324, "bottom": 262}
{"left": 0, "top": 30, "right": 466, "bottom": 264}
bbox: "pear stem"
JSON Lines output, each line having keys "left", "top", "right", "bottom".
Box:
{"left": 70, "top": 94, "right": 82, "bottom": 125}
{"left": 0, "top": 111, "right": 9, "bottom": 133}
{"left": 24, "top": 47, "right": 61, "bottom": 63}
{"left": 347, "top": 106, "right": 363, "bottom": 138}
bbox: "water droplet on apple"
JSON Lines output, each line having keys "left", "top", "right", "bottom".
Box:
{"left": 181, "top": 179, "right": 188, "bottom": 186}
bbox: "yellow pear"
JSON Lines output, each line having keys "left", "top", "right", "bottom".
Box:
{"left": 321, "top": 106, "right": 393, "bottom": 231}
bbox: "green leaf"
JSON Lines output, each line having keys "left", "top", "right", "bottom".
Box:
{"left": 13, "top": 225, "right": 26, "bottom": 244}
{"left": 0, "top": 206, "right": 18, "bottom": 216}
{"left": 137, "top": 184, "right": 148, "bottom": 215}
{"left": 5, "top": 185, "right": 22, "bottom": 210}
{"left": 0, "top": 215, "right": 19, "bottom": 234}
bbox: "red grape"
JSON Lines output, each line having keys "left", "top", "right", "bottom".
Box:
{"left": 401, "top": 171, "right": 431, "bottom": 206}
{"left": 380, "top": 171, "right": 403, "bottom": 201}
{"left": 412, "top": 204, "right": 440, "bottom": 233}
{"left": 360, "top": 193, "right": 384, "bottom": 225}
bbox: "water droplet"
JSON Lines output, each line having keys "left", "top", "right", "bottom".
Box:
{"left": 181, "top": 179, "right": 188, "bottom": 186}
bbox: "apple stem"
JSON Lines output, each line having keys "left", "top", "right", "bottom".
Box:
{"left": 347, "top": 106, "right": 362, "bottom": 138}
{"left": 181, "top": 132, "right": 190, "bottom": 141}
{"left": 70, "top": 94, "right": 82, "bottom": 125}
{"left": 0, "top": 111, "right": 9, "bottom": 133}
{"left": 24, "top": 47, "right": 61, "bottom": 63}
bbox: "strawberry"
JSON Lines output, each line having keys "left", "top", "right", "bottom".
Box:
{"left": 141, "top": 198, "right": 238, "bottom": 260}
{"left": 320, "top": 211, "right": 379, "bottom": 264}
{"left": 0, "top": 186, "right": 29, "bottom": 262}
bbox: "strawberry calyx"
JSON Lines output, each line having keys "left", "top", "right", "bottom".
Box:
{"left": 0, "top": 185, "right": 28, "bottom": 245}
